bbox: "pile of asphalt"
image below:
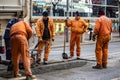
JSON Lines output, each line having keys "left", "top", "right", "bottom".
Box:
{"left": 0, "top": 60, "right": 87, "bottom": 79}
{"left": 31, "top": 60, "right": 87, "bottom": 74}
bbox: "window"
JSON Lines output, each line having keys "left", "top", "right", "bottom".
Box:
{"left": 92, "top": 6, "right": 105, "bottom": 17}
{"left": 107, "top": 0, "right": 118, "bottom": 6}
{"left": 32, "top": 1, "right": 46, "bottom": 16}
{"left": 106, "top": 7, "right": 118, "bottom": 18}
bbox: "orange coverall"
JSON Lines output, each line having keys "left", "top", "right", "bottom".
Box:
{"left": 36, "top": 17, "right": 55, "bottom": 61}
{"left": 10, "top": 21, "right": 32, "bottom": 76}
{"left": 67, "top": 18, "right": 88, "bottom": 57}
{"left": 93, "top": 15, "right": 112, "bottom": 67}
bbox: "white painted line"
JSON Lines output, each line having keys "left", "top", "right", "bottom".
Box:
{"left": 82, "top": 52, "right": 120, "bottom": 59}
{"left": 8, "top": 76, "right": 39, "bottom": 80}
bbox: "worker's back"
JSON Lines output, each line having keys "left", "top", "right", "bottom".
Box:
{"left": 96, "top": 16, "right": 112, "bottom": 35}
{"left": 10, "top": 21, "right": 32, "bottom": 39}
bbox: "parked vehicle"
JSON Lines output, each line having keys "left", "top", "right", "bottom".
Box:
{"left": 0, "top": 0, "right": 28, "bottom": 62}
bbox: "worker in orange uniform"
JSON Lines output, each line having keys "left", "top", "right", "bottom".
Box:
{"left": 36, "top": 11, "right": 55, "bottom": 64}
{"left": 66, "top": 11, "right": 88, "bottom": 59}
{"left": 92, "top": 10, "right": 112, "bottom": 69}
{"left": 10, "top": 15, "right": 36, "bottom": 79}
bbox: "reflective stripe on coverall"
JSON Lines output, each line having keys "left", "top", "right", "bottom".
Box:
{"left": 10, "top": 21, "right": 32, "bottom": 76}
{"left": 67, "top": 18, "right": 88, "bottom": 57}
{"left": 36, "top": 17, "right": 55, "bottom": 61}
{"left": 94, "top": 15, "right": 112, "bottom": 66}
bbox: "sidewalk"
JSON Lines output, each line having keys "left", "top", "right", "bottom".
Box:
{"left": 49, "top": 32, "right": 120, "bottom": 48}
{"left": 29, "top": 32, "right": 120, "bottom": 49}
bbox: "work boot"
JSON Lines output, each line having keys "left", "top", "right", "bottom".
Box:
{"left": 7, "top": 64, "right": 13, "bottom": 71}
{"left": 92, "top": 64, "right": 102, "bottom": 69}
{"left": 14, "top": 74, "right": 22, "bottom": 77}
{"left": 26, "top": 75, "right": 36, "bottom": 80}
{"left": 19, "top": 63, "right": 24, "bottom": 69}
{"left": 76, "top": 56, "right": 80, "bottom": 60}
{"left": 102, "top": 64, "right": 107, "bottom": 68}
{"left": 36, "top": 59, "right": 41, "bottom": 64}
{"left": 0, "top": 56, "right": 1, "bottom": 63}
{"left": 43, "top": 61, "right": 48, "bottom": 65}
{"left": 7, "top": 61, "right": 13, "bottom": 71}
{"left": 103, "top": 65, "right": 107, "bottom": 68}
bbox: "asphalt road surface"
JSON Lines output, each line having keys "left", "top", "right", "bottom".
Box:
{"left": 35, "top": 42, "right": 120, "bottom": 80}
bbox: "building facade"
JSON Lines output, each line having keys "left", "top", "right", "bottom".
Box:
{"left": 31, "top": 0, "right": 119, "bottom": 33}
{"left": 31, "top": 0, "right": 118, "bottom": 18}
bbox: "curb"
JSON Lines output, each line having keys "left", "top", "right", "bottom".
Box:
{"left": 29, "top": 39, "right": 120, "bottom": 49}
{"left": 51, "top": 39, "right": 120, "bottom": 48}
{"left": 0, "top": 60, "right": 87, "bottom": 79}
{"left": 31, "top": 60, "right": 87, "bottom": 74}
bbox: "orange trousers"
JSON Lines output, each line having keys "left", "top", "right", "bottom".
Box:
{"left": 95, "top": 35, "right": 110, "bottom": 66}
{"left": 37, "top": 39, "right": 51, "bottom": 61}
{"left": 70, "top": 32, "right": 82, "bottom": 57}
{"left": 10, "top": 34, "right": 32, "bottom": 76}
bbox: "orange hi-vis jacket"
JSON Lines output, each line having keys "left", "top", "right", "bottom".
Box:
{"left": 36, "top": 17, "right": 55, "bottom": 38}
{"left": 93, "top": 15, "right": 112, "bottom": 67}
{"left": 66, "top": 18, "right": 88, "bottom": 33}
{"left": 10, "top": 21, "right": 32, "bottom": 76}
{"left": 94, "top": 15, "right": 112, "bottom": 36}
{"left": 10, "top": 21, "right": 32, "bottom": 39}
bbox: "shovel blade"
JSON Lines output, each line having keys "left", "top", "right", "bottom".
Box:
{"left": 62, "top": 53, "right": 68, "bottom": 59}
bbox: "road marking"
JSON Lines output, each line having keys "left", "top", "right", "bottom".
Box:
{"left": 80, "top": 52, "right": 120, "bottom": 61}
{"left": 8, "top": 76, "right": 39, "bottom": 80}
{"left": 8, "top": 76, "right": 26, "bottom": 80}
{"left": 111, "top": 77, "right": 120, "bottom": 80}
{"left": 83, "top": 52, "right": 120, "bottom": 57}
{"left": 109, "top": 52, "right": 120, "bottom": 55}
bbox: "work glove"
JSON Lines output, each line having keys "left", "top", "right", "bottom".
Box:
{"left": 92, "top": 34, "right": 96, "bottom": 41}
{"left": 82, "top": 30, "right": 86, "bottom": 34}
{"left": 38, "top": 37, "right": 43, "bottom": 41}
{"left": 52, "top": 38, "right": 54, "bottom": 42}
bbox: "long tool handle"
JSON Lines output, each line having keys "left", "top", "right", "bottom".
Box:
{"left": 63, "top": 25, "right": 66, "bottom": 53}
{"left": 30, "top": 40, "right": 42, "bottom": 54}
{"left": 34, "top": 40, "right": 42, "bottom": 49}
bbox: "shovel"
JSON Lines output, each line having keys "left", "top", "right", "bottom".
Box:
{"left": 30, "top": 40, "right": 43, "bottom": 64}
{"left": 30, "top": 40, "right": 42, "bottom": 54}
{"left": 62, "top": 25, "right": 68, "bottom": 59}
{"left": 30, "top": 40, "right": 49, "bottom": 65}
